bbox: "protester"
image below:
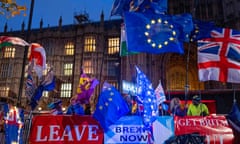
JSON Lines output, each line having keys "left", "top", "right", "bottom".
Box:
{"left": 187, "top": 95, "right": 209, "bottom": 116}
{"left": 48, "top": 99, "right": 63, "bottom": 115}
{"left": 170, "top": 97, "right": 188, "bottom": 116}
{"left": 66, "top": 95, "right": 85, "bottom": 115}
{"left": 158, "top": 103, "right": 170, "bottom": 116}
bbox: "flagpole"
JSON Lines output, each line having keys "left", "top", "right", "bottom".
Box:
{"left": 17, "top": 0, "right": 35, "bottom": 106}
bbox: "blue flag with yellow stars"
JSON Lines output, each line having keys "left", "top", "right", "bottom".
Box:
{"left": 124, "top": 11, "right": 193, "bottom": 54}
{"left": 135, "top": 66, "right": 158, "bottom": 129}
{"left": 93, "top": 82, "right": 130, "bottom": 131}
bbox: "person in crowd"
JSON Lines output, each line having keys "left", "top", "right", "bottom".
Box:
{"left": 48, "top": 99, "right": 63, "bottom": 115}
{"left": 170, "top": 97, "right": 188, "bottom": 116}
{"left": 187, "top": 95, "right": 209, "bottom": 116}
{"left": 158, "top": 102, "right": 170, "bottom": 116}
{"left": 66, "top": 95, "right": 85, "bottom": 115}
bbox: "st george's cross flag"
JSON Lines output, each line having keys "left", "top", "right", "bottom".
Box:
{"left": 28, "top": 43, "right": 47, "bottom": 78}
{"left": 198, "top": 27, "right": 240, "bottom": 83}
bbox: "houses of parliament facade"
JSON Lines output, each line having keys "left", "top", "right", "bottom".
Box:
{"left": 0, "top": 0, "right": 240, "bottom": 114}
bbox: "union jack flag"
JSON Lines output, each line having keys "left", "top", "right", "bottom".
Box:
{"left": 198, "top": 28, "right": 240, "bottom": 83}
{"left": 198, "top": 28, "right": 240, "bottom": 61}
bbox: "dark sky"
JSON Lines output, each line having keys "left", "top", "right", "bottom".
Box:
{"left": 0, "top": 0, "right": 120, "bottom": 32}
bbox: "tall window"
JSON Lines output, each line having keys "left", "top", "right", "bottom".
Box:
{"left": 83, "top": 60, "right": 93, "bottom": 74}
{"left": 107, "top": 61, "right": 117, "bottom": 76}
{"left": 0, "top": 63, "right": 12, "bottom": 78}
{"left": 65, "top": 42, "right": 74, "bottom": 55}
{"left": 84, "top": 36, "right": 96, "bottom": 52}
{"left": 60, "top": 83, "right": 72, "bottom": 98}
{"left": 108, "top": 37, "right": 120, "bottom": 54}
{"left": 64, "top": 63, "right": 73, "bottom": 76}
{"left": 3, "top": 46, "right": 15, "bottom": 58}
{"left": 0, "top": 86, "right": 9, "bottom": 97}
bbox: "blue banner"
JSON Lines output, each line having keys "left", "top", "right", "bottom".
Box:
{"left": 104, "top": 116, "right": 174, "bottom": 144}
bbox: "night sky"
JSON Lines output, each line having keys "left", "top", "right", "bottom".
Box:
{"left": 0, "top": 0, "right": 120, "bottom": 32}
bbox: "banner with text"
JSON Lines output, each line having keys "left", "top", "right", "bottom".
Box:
{"left": 104, "top": 116, "right": 174, "bottom": 144}
{"left": 29, "top": 115, "right": 104, "bottom": 144}
{"left": 174, "top": 115, "right": 234, "bottom": 144}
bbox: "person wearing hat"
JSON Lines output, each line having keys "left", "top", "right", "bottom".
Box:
{"left": 187, "top": 95, "right": 209, "bottom": 116}
{"left": 66, "top": 95, "right": 84, "bottom": 115}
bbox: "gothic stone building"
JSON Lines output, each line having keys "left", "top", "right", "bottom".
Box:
{"left": 1, "top": 0, "right": 240, "bottom": 113}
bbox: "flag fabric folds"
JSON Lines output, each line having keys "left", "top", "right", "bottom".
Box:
{"left": 28, "top": 43, "right": 47, "bottom": 79}
{"left": 226, "top": 101, "right": 240, "bottom": 132}
{"left": 198, "top": 52, "right": 240, "bottom": 83}
{"left": 135, "top": 66, "right": 158, "bottom": 129}
{"left": 3, "top": 104, "right": 24, "bottom": 144}
{"left": 197, "top": 27, "right": 240, "bottom": 83}
{"left": 93, "top": 82, "right": 130, "bottom": 131}
{"left": 0, "top": 36, "right": 29, "bottom": 50}
{"left": 198, "top": 27, "right": 240, "bottom": 62}
{"left": 77, "top": 72, "right": 99, "bottom": 104}
{"left": 124, "top": 11, "right": 188, "bottom": 54}
{"left": 111, "top": 0, "right": 168, "bottom": 16}
{"left": 25, "top": 61, "right": 36, "bottom": 101}
{"left": 29, "top": 68, "right": 55, "bottom": 110}
{"left": 190, "top": 19, "right": 216, "bottom": 41}
{"left": 155, "top": 80, "right": 166, "bottom": 105}
{"left": 120, "top": 23, "right": 138, "bottom": 56}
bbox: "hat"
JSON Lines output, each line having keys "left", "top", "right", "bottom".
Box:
{"left": 192, "top": 95, "right": 201, "bottom": 101}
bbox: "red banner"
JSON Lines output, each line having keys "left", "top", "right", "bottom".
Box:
{"left": 29, "top": 115, "right": 103, "bottom": 144}
{"left": 175, "top": 115, "right": 234, "bottom": 144}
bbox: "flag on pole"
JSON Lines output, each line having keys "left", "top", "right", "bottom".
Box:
{"left": 155, "top": 80, "right": 166, "bottom": 105}
{"left": 93, "top": 82, "right": 130, "bottom": 131}
{"left": 197, "top": 27, "right": 240, "bottom": 62}
{"left": 29, "top": 68, "right": 55, "bottom": 110}
{"left": 124, "top": 11, "right": 186, "bottom": 54}
{"left": 28, "top": 43, "right": 47, "bottom": 79}
{"left": 25, "top": 61, "right": 36, "bottom": 101}
{"left": 77, "top": 71, "right": 99, "bottom": 104}
{"left": 0, "top": 36, "right": 29, "bottom": 50}
{"left": 120, "top": 23, "right": 138, "bottom": 56}
{"left": 198, "top": 52, "right": 240, "bottom": 83}
{"left": 135, "top": 66, "right": 158, "bottom": 126}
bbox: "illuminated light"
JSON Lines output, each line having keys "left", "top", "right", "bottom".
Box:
{"left": 158, "top": 44, "right": 162, "bottom": 48}
{"left": 147, "top": 39, "right": 152, "bottom": 43}
{"left": 105, "top": 102, "right": 109, "bottom": 106}
{"left": 62, "top": 107, "right": 66, "bottom": 111}
{"left": 169, "top": 37, "right": 174, "bottom": 41}
{"left": 146, "top": 24, "right": 151, "bottom": 29}
{"left": 151, "top": 20, "right": 156, "bottom": 24}
{"left": 164, "top": 20, "right": 168, "bottom": 24}
{"left": 145, "top": 32, "right": 149, "bottom": 36}
{"left": 164, "top": 41, "right": 168, "bottom": 45}
{"left": 152, "top": 43, "right": 156, "bottom": 47}
{"left": 172, "top": 31, "right": 176, "bottom": 36}
{"left": 157, "top": 19, "right": 162, "bottom": 23}
{"left": 38, "top": 107, "right": 42, "bottom": 111}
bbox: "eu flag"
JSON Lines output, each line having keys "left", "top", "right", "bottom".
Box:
{"left": 190, "top": 19, "right": 216, "bottom": 41}
{"left": 135, "top": 66, "right": 158, "bottom": 129}
{"left": 93, "top": 82, "right": 130, "bottom": 131}
{"left": 124, "top": 11, "right": 185, "bottom": 54}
